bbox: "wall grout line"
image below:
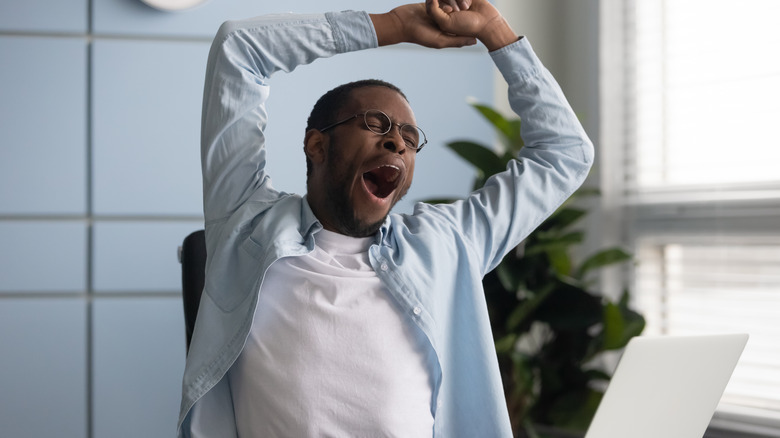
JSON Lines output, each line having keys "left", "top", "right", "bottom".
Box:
{"left": 0, "top": 292, "right": 182, "bottom": 299}
{"left": 85, "top": 0, "right": 94, "bottom": 434}
{"left": 0, "top": 215, "right": 204, "bottom": 222}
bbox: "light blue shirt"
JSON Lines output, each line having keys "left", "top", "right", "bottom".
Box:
{"left": 178, "top": 10, "right": 594, "bottom": 438}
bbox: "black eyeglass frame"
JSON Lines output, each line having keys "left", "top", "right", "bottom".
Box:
{"left": 318, "top": 109, "right": 428, "bottom": 152}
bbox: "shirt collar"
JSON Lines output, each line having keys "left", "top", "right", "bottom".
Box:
{"left": 301, "top": 195, "right": 392, "bottom": 247}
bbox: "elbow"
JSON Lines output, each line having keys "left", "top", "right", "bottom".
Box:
{"left": 582, "top": 137, "right": 595, "bottom": 170}
{"left": 214, "top": 19, "right": 241, "bottom": 43}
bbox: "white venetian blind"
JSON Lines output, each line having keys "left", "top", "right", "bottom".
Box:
{"left": 618, "top": 0, "right": 780, "bottom": 424}
{"left": 635, "top": 238, "right": 780, "bottom": 413}
{"left": 628, "top": 0, "right": 780, "bottom": 192}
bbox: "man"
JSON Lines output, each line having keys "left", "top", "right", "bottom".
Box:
{"left": 179, "top": 0, "right": 594, "bottom": 436}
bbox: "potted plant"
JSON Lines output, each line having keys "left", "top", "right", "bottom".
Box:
{"left": 426, "top": 103, "right": 646, "bottom": 437}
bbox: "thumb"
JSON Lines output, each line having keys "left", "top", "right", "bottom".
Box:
{"left": 426, "top": 0, "right": 450, "bottom": 24}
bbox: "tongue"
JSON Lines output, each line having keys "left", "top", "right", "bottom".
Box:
{"left": 363, "top": 167, "right": 398, "bottom": 199}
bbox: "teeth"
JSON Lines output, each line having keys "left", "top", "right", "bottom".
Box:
{"left": 363, "top": 164, "right": 402, "bottom": 199}
{"left": 379, "top": 165, "right": 401, "bottom": 182}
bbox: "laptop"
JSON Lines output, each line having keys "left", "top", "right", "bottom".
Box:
{"left": 584, "top": 333, "right": 749, "bottom": 438}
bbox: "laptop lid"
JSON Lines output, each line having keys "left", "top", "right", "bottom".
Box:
{"left": 584, "top": 333, "right": 749, "bottom": 438}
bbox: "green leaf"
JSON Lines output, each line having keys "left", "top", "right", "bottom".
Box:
{"left": 601, "top": 302, "right": 626, "bottom": 350}
{"left": 496, "top": 260, "right": 522, "bottom": 292}
{"left": 541, "top": 207, "right": 586, "bottom": 233}
{"left": 601, "top": 291, "right": 645, "bottom": 350}
{"left": 471, "top": 103, "right": 521, "bottom": 146}
{"left": 447, "top": 140, "right": 505, "bottom": 179}
{"left": 495, "top": 333, "right": 518, "bottom": 354}
{"left": 575, "top": 248, "right": 632, "bottom": 278}
{"left": 506, "top": 119, "right": 524, "bottom": 151}
{"left": 506, "top": 284, "right": 555, "bottom": 331}
{"left": 525, "top": 231, "right": 584, "bottom": 255}
{"left": 545, "top": 248, "right": 572, "bottom": 276}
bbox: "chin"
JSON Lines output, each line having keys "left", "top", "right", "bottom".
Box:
{"left": 336, "top": 215, "right": 386, "bottom": 238}
{"left": 335, "top": 200, "right": 394, "bottom": 238}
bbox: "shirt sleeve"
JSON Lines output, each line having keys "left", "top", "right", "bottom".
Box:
{"left": 200, "top": 11, "right": 377, "bottom": 224}
{"left": 416, "top": 37, "right": 595, "bottom": 275}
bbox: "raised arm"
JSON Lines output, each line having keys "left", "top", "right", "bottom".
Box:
{"left": 200, "top": 12, "right": 378, "bottom": 223}
{"left": 416, "top": 0, "right": 595, "bottom": 274}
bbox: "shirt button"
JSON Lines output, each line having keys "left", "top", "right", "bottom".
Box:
{"left": 413, "top": 306, "right": 422, "bottom": 316}
{"left": 380, "top": 263, "right": 389, "bottom": 271}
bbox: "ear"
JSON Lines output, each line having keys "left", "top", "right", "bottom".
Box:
{"left": 304, "top": 129, "right": 328, "bottom": 166}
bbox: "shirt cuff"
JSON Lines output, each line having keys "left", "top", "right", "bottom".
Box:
{"left": 325, "top": 10, "right": 378, "bottom": 54}
{"left": 490, "top": 37, "right": 542, "bottom": 85}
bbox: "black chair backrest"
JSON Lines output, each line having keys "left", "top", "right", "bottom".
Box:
{"left": 180, "top": 230, "right": 206, "bottom": 352}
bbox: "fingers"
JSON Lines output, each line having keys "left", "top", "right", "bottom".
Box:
{"left": 433, "top": 34, "right": 478, "bottom": 49}
{"left": 440, "top": 0, "right": 458, "bottom": 12}
{"left": 426, "top": 0, "right": 448, "bottom": 22}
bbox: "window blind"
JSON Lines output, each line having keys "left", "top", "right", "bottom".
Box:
{"left": 628, "top": 0, "right": 780, "bottom": 192}
{"left": 614, "top": 0, "right": 780, "bottom": 424}
{"left": 635, "top": 239, "right": 780, "bottom": 412}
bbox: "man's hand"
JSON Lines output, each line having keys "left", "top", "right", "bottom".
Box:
{"left": 370, "top": 3, "right": 477, "bottom": 49}
{"left": 426, "top": 0, "right": 518, "bottom": 51}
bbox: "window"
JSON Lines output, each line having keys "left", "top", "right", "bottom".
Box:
{"left": 601, "top": 0, "right": 780, "bottom": 432}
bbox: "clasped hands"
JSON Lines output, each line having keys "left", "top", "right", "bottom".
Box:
{"left": 372, "top": 0, "right": 518, "bottom": 52}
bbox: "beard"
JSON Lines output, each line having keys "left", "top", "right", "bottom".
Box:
{"left": 324, "top": 133, "right": 404, "bottom": 238}
{"left": 330, "top": 188, "right": 386, "bottom": 237}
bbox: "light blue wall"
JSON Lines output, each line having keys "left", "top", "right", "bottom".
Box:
{"left": 0, "top": 0, "right": 496, "bottom": 436}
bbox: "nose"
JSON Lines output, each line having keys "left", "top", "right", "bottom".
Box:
{"left": 382, "top": 124, "right": 406, "bottom": 154}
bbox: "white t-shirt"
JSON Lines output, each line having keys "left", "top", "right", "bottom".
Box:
{"left": 228, "top": 229, "right": 434, "bottom": 437}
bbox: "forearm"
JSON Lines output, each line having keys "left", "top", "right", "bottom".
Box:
{"left": 493, "top": 38, "right": 594, "bottom": 167}
{"left": 369, "top": 11, "right": 405, "bottom": 46}
{"left": 484, "top": 38, "right": 593, "bottom": 265}
{"left": 450, "top": 39, "right": 594, "bottom": 274}
{"left": 477, "top": 14, "right": 517, "bottom": 52}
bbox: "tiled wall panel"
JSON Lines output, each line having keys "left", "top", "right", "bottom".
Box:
{"left": 92, "top": 297, "right": 185, "bottom": 438}
{"left": 0, "top": 0, "right": 87, "bottom": 33}
{"left": 0, "top": 37, "right": 87, "bottom": 215}
{"left": 92, "top": 221, "right": 202, "bottom": 292}
{"left": 91, "top": 39, "right": 207, "bottom": 216}
{"left": 0, "top": 221, "right": 86, "bottom": 293}
{"left": 0, "top": 299, "right": 87, "bottom": 438}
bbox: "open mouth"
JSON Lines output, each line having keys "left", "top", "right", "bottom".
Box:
{"left": 362, "top": 164, "right": 401, "bottom": 199}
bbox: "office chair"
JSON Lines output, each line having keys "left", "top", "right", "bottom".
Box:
{"left": 178, "top": 229, "right": 206, "bottom": 352}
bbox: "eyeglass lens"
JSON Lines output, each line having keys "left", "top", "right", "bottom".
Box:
{"left": 364, "top": 110, "right": 424, "bottom": 150}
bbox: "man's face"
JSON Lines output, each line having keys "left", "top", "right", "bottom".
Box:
{"left": 308, "top": 86, "right": 417, "bottom": 237}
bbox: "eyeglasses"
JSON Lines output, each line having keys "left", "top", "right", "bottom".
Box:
{"left": 318, "top": 109, "right": 428, "bottom": 152}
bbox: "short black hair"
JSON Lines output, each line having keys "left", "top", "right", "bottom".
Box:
{"left": 306, "top": 79, "right": 408, "bottom": 131}
{"left": 305, "top": 79, "right": 408, "bottom": 180}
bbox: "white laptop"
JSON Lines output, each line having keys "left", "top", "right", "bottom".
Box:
{"left": 584, "top": 333, "right": 749, "bottom": 438}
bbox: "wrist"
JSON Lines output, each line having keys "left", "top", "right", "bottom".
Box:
{"left": 369, "top": 12, "right": 404, "bottom": 46}
{"left": 478, "top": 16, "right": 518, "bottom": 51}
